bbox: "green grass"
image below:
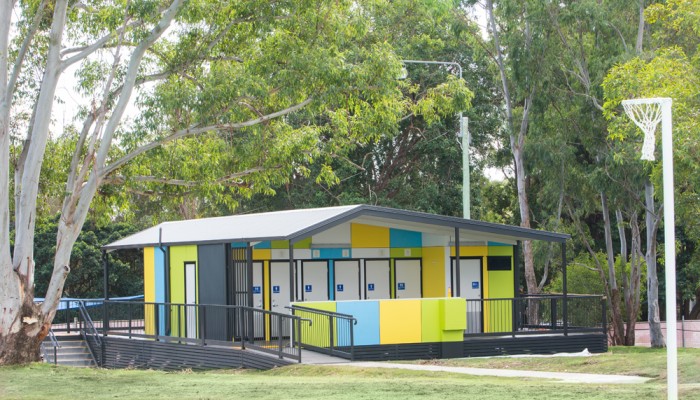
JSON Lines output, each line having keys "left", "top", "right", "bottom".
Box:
{"left": 414, "top": 347, "right": 700, "bottom": 384}
{"left": 0, "top": 361, "right": 693, "bottom": 400}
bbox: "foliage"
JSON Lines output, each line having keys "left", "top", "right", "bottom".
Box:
{"left": 32, "top": 218, "right": 143, "bottom": 298}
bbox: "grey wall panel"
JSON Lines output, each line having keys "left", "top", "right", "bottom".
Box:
{"left": 198, "top": 244, "right": 228, "bottom": 340}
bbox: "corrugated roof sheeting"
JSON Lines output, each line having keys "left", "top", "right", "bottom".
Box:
{"left": 104, "top": 204, "right": 569, "bottom": 251}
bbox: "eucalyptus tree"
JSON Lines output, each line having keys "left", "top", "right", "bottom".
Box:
{"left": 0, "top": 0, "right": 436, "bottom": 364}
{"left": 602, "top": 0, "right": 700, "bottom": 346}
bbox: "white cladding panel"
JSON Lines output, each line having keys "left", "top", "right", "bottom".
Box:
{"left": 185, "top": 262, "right": 197, "bottom": 339}
{"left": 452, "top": 258, "right": 482, "bottom": 333}
{"left": 334, "top": 260, "right": 360, "bottom": 300}
{"left": 311, "top": 222, "right": 351, "bottom": 245}
{"left": 395, "top": 259, "right": 421, "bottom": 299}
{"left": 422, "top": 233, "right": 449, "bottom": 246}
{"left": 270, "top": 249, "right": 312, "bottom": 259}
{"left": 301, "top": 261, "right": 329, "bottom": 301}
{"left": 352, "top": 248, "right": 389, "bottom": 258}
{"left": 364, "top": 260, "right": 391, "bottom": 299}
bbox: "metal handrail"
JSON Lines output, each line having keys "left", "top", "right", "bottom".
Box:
{"left": 77, "top": 300, "right": 102, "bottom": 366}
{"left": 42, "top": 329, "right": 60, "bottom": 365}
{"left": 287, "top": 305, "right": 358, "bottom": 324}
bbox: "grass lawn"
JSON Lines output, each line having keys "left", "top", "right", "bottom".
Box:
{"left": 415, "top": 346, "right": 700, "bottom": 385}
{"left": 0, "top": 361, "right": 691, "bottom": 400}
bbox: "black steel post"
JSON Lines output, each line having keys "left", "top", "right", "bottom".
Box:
{"left": 512, "top": 241, "right": 521, "bottom": 335}
{"left": 200, "top": 305, "right": 206, "bottom": 346}
{"left": 454, "top": 228, "right": 460, "bottom": 297}
{"left": 289, "top": 244, "right": 296, "bottom": 302}
{"left": 102, "top": 250, "right": 110, "bottom": 300}
{"left": 329, "top": 314, "right": 334, "bottom": 356}
{"left": 602, "top": 297, "right": 607, "bottom": 335}
{"left": 246, "top": 243, "right": 254, "bottom": 343}
{"left": 562, "top": 242, "right": 568, "bottom": 336}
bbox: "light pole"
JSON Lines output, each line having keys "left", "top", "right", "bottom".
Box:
{"left": 401, "top": 60, "right": 470, "bottom": 219}
{"left": 622, "top": 97, "right": 677, "bottom": 400}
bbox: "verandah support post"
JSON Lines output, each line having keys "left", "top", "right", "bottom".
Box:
{"left": 289, "top": 244, "right": 296, "bottom": 303}
{"left": 513, "top": 241, "right": 521, "bottom": 335}
{"left": 246, "top": 242, "right": 254, "bottom": 344}
{"left": 454, "top": 228, "right": 460, "bottom": 297}
{"left": 562, "top": 242, "right": 568, "bottom": 336}
{"left": 102, "top": 250, "right": 110, "bottom": 336}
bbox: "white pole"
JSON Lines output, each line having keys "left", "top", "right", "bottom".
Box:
{"left": 461, "top": 116, "right": 470, "bottom": 219}
{"left": 661, "top": 98, "right": 678, "bottom": 400}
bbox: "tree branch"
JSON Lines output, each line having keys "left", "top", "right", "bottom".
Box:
{"left": 102, "top": 97, "right": 312, "bottom": 176}
{"left": 7, "top": 0, "right": 49, "bottom": 103}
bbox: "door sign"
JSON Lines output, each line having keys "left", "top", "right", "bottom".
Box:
{"left": 305, "top": 284, "right": 313, "bottom": 293}
{"left": 253, "top": 286, "right": 261, "bottom": 294}
{"left": 397, "top": 282, "right": 406, "bottom": 290}
{"left": 272, "top": 285, "right": 280, "bottom": 294}
{"left": 472, "top": 281, "right": 479, "bottom": 289}
{"left": 336, "top": 284, "right": 344, "bottom": 292}
{"left": 368, "top": 283, "right": 375, "bottom": 291}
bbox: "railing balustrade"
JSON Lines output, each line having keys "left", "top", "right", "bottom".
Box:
{"left": 289, "top": 305, "right": 357, "bottom": 360}
{"left": 465, "top": 295, "right": 605, "bottom": 337}
{"left": 101, "top": 300, "right": 307, "bottom": 362}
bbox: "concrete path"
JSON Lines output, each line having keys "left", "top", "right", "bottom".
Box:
{"left": 326, "top": 361, "right": 651, "bottom": 384}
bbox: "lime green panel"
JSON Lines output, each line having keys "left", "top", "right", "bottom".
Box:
{"left": 294, "top": 237, "right": 312, "bottom": 249}
{"left": 484, "top": 296, "right": 512, "bottom": 333}
{"left": 271, "top": 240, "right": 287, "bottom": 249}
{"left": 487, "top": 253, "right": 514, "bottom": 332}
{"left": 294, "top": 302, "right": 337, "bottom": 347}
{"left": 169, "top": 245, "right": 198, "bottom": 337}
{"left": 487, "top": 246, "right": 513, "bottom": 256}
{"left": 389, "top": 248, "right": 423, "bottom": 258}
{"left": 441, "top": 298, "right": 467, "bottom": 331}
{"left": 441, "top": 329, "right": 464, "bottom": 342}
{"left": 420, "top": 300, "right": 441, "bottom": 343}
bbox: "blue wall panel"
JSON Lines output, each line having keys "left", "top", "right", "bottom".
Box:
{"left": 337, "top": 301, "right": 380, "bottom": 346}
{"left": 390, "top": 229, "right": 422, "bottom": 248}
{"left": 316, "top": 248, "right": 350, "bottom": 259}
{"left": 154, "top": 247, "right": 167, "bottom": 335}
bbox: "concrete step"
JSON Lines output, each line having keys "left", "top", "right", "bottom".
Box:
{"left": 43, "top": 337, "right": 95, "bottom": 367}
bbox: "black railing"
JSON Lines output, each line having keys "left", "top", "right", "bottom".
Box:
{"left": 41, "top": 329, "right": 60, "bottom": 365}
{"left": 102, "top": 301, "right": 308, "bottom": 362}
{"left": 289, "top": 305, "right": 357, "bottom": 360}
{"left": 465, "top": 295, "right": 605, "bottom": 337}
{"left": 77, "top": 300, "right": 102, "bottom": 366}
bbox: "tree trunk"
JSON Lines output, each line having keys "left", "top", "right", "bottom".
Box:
{"left": 601, "top": 192, "right": 625, "bottom": 345}
{"left": 0, "top": 296, "right": 48, "bottom": 364}
{"left": 644, "top": 180, "right": 665, "bottom": 347}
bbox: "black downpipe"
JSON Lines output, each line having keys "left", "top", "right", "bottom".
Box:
{"left": 454, "top": 228, "right": 460, "bottom": 297}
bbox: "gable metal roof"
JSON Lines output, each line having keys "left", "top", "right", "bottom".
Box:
{"left": 103, "top": 204, "right": 569, "bottom": 251}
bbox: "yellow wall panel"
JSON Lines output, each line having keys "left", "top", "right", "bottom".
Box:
{"left": 253, "top": 249, "right": 271, "bottom": 260}
{"left": 421, "top": 247, "right": 445, "bottom": 297}
{"left": 379, "top": 300, "right": 422, "bottom": 344}
{"left": 351, "top": 223, "right": 390, "bottom": 248}
{"left": 450, "top": 246, "right": 487, "bottom": 257}
{"left": 144, "top": 247, "right": 155, "bottom": 303}
{"left": 143, "top": 247, "right": 155, "bottom": 335}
